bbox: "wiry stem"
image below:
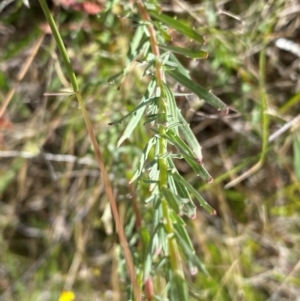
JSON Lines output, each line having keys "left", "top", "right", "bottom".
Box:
{"left": 38, "top": 1, "right": 141, "bottom": 300}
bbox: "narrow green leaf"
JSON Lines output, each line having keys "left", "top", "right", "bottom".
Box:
{"left": 155, "top": 22, "right": 172, "bottom": 42}
{"left": 164, "top": 184, "right": 195, "bottom": 218}
{"left": 158, "top": 44, "right": 208, "bottom": 59}
{"left": 126, "top": 24, "right": 145, "bottom": 66}
{"left": 145, "top": 113, "right": 158, "bottom": 119}
{"left": 160, "top": 50, "right": 171, "bottom": 66}
{"left": 167, "top": 170, "right": 178, "bottom": 194}
{"left": 147, "top": 96, "right": 159, "bottom": 115}
{"left": 168, "top": 53, "right": 190, "bottom": 78}
{"left": 160, "top": 81, "right": 203, "bottom": 162}
{"left": 161, "top": 82, "right": 178, "bottom": 127}
{"left": 180, "top": 198, "right": 197, "bottom": 219}
{"left": 167, "top": 158, "right": 192, "bottom": 200}
{"left": 166, "top": 122, "right": 183, "bottom": 129}
{"left": 144, "top": 179, "right": 159, "bottom": 184}
{"left": 181, "top": 154, "right": 213, "bottom": 183}
{"left": 164, "top": 128, "right": 195, "bottom": 158}
{"left": 161, "top": 186, "right": 180, "bottom": 214}
{"left": 178, "top": 112, "right": 203, "bottom": 163}
{"left": 145, "top": 193, "right": 157, "bottom": 204}
{"left": 174, "top": 178, "right": 191, "bottom": 200}
{"left": 168, "top": 153, "right": 182, "bottom": 159}
{"left": 171, "top": 214, "right": 208, "bottom": 276}
{"left": 118, "top": 25, "right": 150, "bottom": 84}
{"left": 144, "top": 158, "right": 158, "bottom": 171}
{"left": 143, "top": 250, "right": 153, "bottom": 281}
{"left": 163, "top": 129, "right": 212, "bottom": 182}
{"left": 143, "top": 225, "right": 160, "bottom": 280}
{"left": 148, "top": 161, "right": 159, "bottom": 179}
{"left": 141, "top": 54, "right": 155, "bottom": 78}
{"left": 145, "top": 0, "right": 160, "bottom": 11}
{"left": 144, "top": 117, "right": 157, "bottom": 125}
{"left": 152, "top": 201, "right": 168, "bottom": 255}
{"left": 173, "top": 220, "right": 209, "bottom": 275}
{"left": 159, "top": 152, "right": 172, "bottom": 159}
{"left": 166, "top": 69, "right": 229, "bottom": 113}
{"left": 293, "top": 134, "right": 300, "bottom": 180}
{"left": 161, "top": 59, "right": 179, "bottom": 70}
{"left": 109, "top": 97, "right": 157, "bottom": 125}
{"left": 172, "top": 172, "right": 215, "bottom": 214}
{"left": 169, "top": 273, "right": 189, "bottom": 301}
{"left": 130, "top": 137, "right": 156, "bottom": 183}
{"left": 140, "top": 226, "right": 151, "bottom": 247}
{"left": 147, "top": 139, "right": 161, "bottom": 190}
{"left": 117, "top": 80, "right": 156, "bottom": 146}
{"left": 148, "top": 161, "right": 159, "bottom": 191}
{"left": 149, "top": 10, "right": 205, "bottom": 44}
{"left": 171, "top": 213, "right": 193, "bottom": 250}
{"left": 107, "top": 71, "right": 123, "bottom": 84}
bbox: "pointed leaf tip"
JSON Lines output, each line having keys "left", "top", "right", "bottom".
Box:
{"left": 172, "top": 173, "right": 215, "bottom": 214}
{"left": 158, "top": 44, "right": 208, "bottom": 59}
{"left": 117, "top": 81, "right": 156, "bottom": 146}
{"left": 149, "top": 10, "right": 205, "bottom": 44}
{"left": 190, "top": 266, "right": 198, "bottom": 276}
{"left": 196, "top": 157, "right": 203, "bottom": 165}
{"left": 190, "top": 212, "right": 197, "bottom": 219}
{"left": 211, "top": 210, "right": 217, "bottom": 216}
{"left": 218, "top": 106, "right": 230, "bottom": 115}
{"left": 155, "top": 248, "right": 161, "bottom": 256}
{"left": 166, "top": 69, "right": 228, "bottom": 112}
{"left": 207, "top": 177, "right": 213, "bottom": 184}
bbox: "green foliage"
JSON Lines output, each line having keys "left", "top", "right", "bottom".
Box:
{"left": 104, "top": 2, "right": 225, "bottom": 299}
{"left": 1, "top": 0, "right": 300, "bottom": 301}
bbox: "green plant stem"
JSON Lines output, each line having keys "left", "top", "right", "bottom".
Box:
{"left": 135, "top": 0, "right": 183, "bottom": 279}
{"left": 224, "top": 26, "right": 271, "bottom": 189}
{"left": 135, "top": 0, "right": 163, "bottom": 83}
{"left": 38, "top": 1, "right": 141, "bottom": 300}
{"left": 259, "top": 38, "right": 269, "bottom": 162}
{"left": 38, "top": 0, "right": 78, "bottom": 92}
{"left": 161, "top": 199, "right": 182, "bottom": 272}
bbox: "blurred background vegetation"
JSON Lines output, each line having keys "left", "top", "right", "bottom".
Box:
{"left": 0, "top": 0, "right": 300, "bottom": 300}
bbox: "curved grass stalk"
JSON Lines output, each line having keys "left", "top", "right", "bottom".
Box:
{"left": 37, "top": 1, "right": 141, "bottom": 300}
{"left": 225, "top": 29, "right": 270, "bottom": 189}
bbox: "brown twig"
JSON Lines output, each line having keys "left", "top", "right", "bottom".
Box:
{"left": 76, "top": 87, "right": 142, "bottom": 301}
